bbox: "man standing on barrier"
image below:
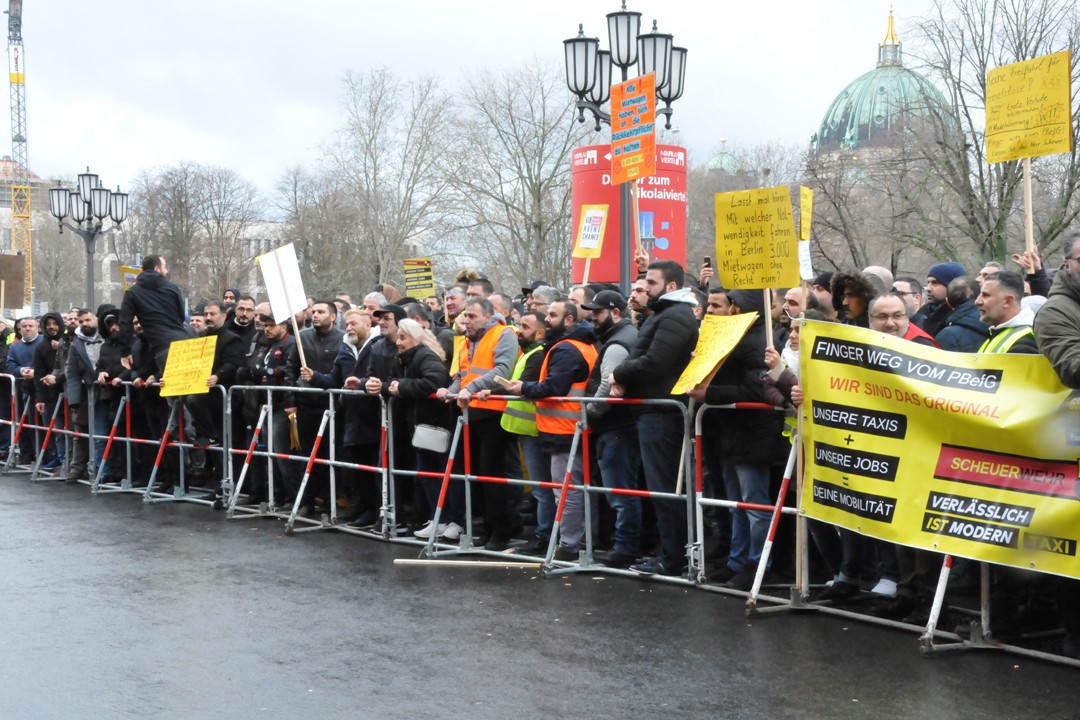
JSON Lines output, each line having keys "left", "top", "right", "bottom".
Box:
{"left": 284, "top": 299, "right": 344, "bottom": 517}
{"left": 582, "top": 290, "right": 642, "bottom": 568}
{"left": 118, "top": 255, "right": 190, "bottom": 379}
{"left": 609, "top": 260, "right": 698, "bottom": 576}
{"left": 438, "top": 296, "right": 520, "bottom": 551}
{"left": 503, "top": 300, "right": 597, "bottom": 560}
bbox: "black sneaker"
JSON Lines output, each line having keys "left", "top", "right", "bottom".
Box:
{"left": 710, "top": 565, "right": 739, "bottom": 584}
{"left": 819, "top": 580, "right": 860, "bottom": 602}
{"left": 553, "top": 545, "right": 580, "bottom": 562}
{"left": 870, "top": 595, "right": 916, "bottom": 620}
{"left": 630, "top": 557, "right": 683, "bottom": 576}
{"left": 483, "top": 535, "right": 511, "bottom": 552}
{"left": 595, "top": 549, "right": 637, "bottom": 568}
{"left": 724, "top": 568, "right": 757, "bottom": 592}
{"left": 518, "top": 535, "right": 550, "bottom": 556}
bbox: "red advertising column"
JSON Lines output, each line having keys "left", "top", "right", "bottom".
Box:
{"left": 570, "top": 144, "right": 687, "bottom": 285}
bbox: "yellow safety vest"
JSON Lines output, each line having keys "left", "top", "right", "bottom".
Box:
{"left": 501, "top": 344, "right": 545, "bottom": 436}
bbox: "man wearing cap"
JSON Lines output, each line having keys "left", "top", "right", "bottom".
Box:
{"left": 583, "top": 289, "right": 642, "bottom": 567}
{"left": 811, "top": 272, "right": 839, "bottom": 322}
{"left": 922, "top": 261, "right": 966, "bottom": 337}
{"left": 283, "top": 299, "right": 345, "bottom": 516}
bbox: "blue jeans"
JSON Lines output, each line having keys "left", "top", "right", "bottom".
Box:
{"left": 91, "top": 398, "right": 111, "bottom": 474}
{"left": 636, "top": 412, "right": 688, "bottom": 569}
{"left": 519, "top": 435, "right": 553, "bottom": 540}
{"left": 722, "top": 462, "right": 771, "bottom": 572}
{"left": 596, "top": 425, "right": 642, "bottom": 556}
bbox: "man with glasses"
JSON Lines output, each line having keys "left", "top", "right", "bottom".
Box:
{"left": 226, "top": 295, "right": 258, "bottom": 345}
{"left": 891, "top": 277, "right": 926, "bottom": 326}
{"left": 1034, "top": 230, "right": 1080, "bottom": 657}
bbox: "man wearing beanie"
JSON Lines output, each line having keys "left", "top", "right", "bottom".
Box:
{"left": 923, "top": 262, "right": 966, "bottom": 336}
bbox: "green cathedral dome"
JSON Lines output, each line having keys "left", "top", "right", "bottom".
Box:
{"left": 815, "top": 14, "right": 952, "bottom": 151}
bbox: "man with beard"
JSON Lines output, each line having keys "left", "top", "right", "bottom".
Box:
{"left": 304, "top": 308, "right": 378, "bottom": 523}
{"left": 94, "top": 306, "right": 129, "bottom": 482}
{"left": 503, "top": 300, "right": 596, "bottom": 560}
{"left": 6, "top": 316, "right": 42, "bottom": 464}
{"left": 32, "top": 312, "right": 66, "bottom": 471}
{"left": 118, "top": 255, "right": 190, "bottom": 378}
{"left": 225, "top": 295, "right": 258, "bottom": 346}
{"left": 64, "top": 309, "right": 105, "bottom": 482}
{"left": 609, "top": 260, "right": 699, "bottom": 576}
{"left": 478, "top": 310, "right": 550, "bottom": 553}
{"left": 438, "top": 297, "right": 520, "bottom": 550}
{"left": 284, "top": 299, "right": 344, "bottom": 516}
{"left": 582, "top": 290, "right": 642, "bottom": 567}
{"left": 185, "top": 302, "right": 245, "bottom": 497}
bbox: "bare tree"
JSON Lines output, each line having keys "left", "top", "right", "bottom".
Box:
{"left": 29, "top": 210, "right": 85, "bottom": 310}
{"left": 445, "top": 58, "right": 588, "bottom": 292}
{"left": 323, "top": 68, "right": 454, "bottom": 291}
{"left": 193, "top": 166, "right": 262, "bottom": 298}
{"left": 911, "top": 0, "right": 1080, "bottom": 261}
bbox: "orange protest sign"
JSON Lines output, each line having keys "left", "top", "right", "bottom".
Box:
{"left": 610, "top": 73, "right": 656, "bottom": 184}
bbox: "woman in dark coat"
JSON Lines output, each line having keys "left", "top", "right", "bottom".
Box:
{"left": 376, "top": 319, "right": 463, "bottom": 540}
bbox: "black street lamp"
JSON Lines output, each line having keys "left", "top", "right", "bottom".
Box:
{"left": 563, "top": 2, "right": 687, "bottom": 293}
{"left": 48, "top": 168, "right": 129, "bottom": 310}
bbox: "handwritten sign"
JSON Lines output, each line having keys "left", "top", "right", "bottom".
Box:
{"left": 572, "top": 205, "right": 609, "bottom": 259}
{"left": 160, "top": 335, "right": 217, "bottom": 397}
{"left": 610, "top": 73, "right": 656, "bottom": 184}
{"left": 403, "top": 257, "right": 436, "bottom": 299}
{"left": 714, "top": 185, "right": 800, "bottom": 289}
{"left": 986, "top": 50, "right": 1072, "bottom": 163}
{"left": 799, "top": 185, "right": 813, "bottom": 241}
{"left": 671, "top": 312, "right": 758, "bottom": 394}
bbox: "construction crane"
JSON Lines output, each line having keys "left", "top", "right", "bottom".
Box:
{"left": 6, "top": 0, "right": 30, "bottom": 305}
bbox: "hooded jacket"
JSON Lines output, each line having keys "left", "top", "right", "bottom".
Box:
{"left": 32, "top": 312, "right": 65, "bottom": 406}
{"left": 1034, "top": 269, "right": 1080, "bottom": 388}
{"left": 118, "top": 270, "right": 190, "bottom": 359}
{"left": 65, "top": 326, "right": 105, "bottom": 406}
{"left": 830, "top": 271, "right": 879, "bottom": 328}
{"left": 612, "top": 287, "right": 698, "bottom": 404}
{"left": 935, "top": 299, "right": 990, "bottom": 352}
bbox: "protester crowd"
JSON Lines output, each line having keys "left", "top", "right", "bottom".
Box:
{"left": 2, "top": 234, "right": 1079, "bottom": 659}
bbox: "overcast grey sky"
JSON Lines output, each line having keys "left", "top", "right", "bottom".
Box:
{"left": 12, "top": 0, "right": 936, "bottom": 200}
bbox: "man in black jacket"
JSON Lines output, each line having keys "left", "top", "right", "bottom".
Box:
{"left": 610, "top": 260, "right": 699, "bottom": 576}
{"left": 32, "top": 312, "right": 66, "bottom": 471}
{"left": 118, "top": 255, "right": 190, "bottom": 375}
{"left": 284, "top": 299, "right": 345, "bottom": 516}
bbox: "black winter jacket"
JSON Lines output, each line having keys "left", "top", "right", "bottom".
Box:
{"left": 612, "top": 289, "right": 698, "bottom": 405}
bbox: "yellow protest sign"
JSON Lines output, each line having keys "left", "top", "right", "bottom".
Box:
{"left": 160, "top": 335, "right": 218, "bottom": 397}
{"left": 799, "top": 186, "right": 813, "bottom": 241}
{"left": 403, "top": 257, "right": 436, "bottom": 299}
{"left": 671, "top": 312, "right": 757, "bottom": 394}
{"left": 119, "top": 265, "right": 141, "bottom": 290}
{"left": 714, "top": 186, "right": 799, "bottom": 289}
{"left": 801, "top": 321, "right": 1080, "bottom": 579}
{"left": 572, "top": 205, "right": 609, "bottom": 259}
{"left": 986, "top": 50, "right": 1072, "bottom": 163}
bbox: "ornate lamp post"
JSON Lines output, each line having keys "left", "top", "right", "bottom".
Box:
{"left": 48, "top": 168, "right": 129, "bottom": 309}
{"left": 563, "top": 3, "right": 686, "bottom": 292}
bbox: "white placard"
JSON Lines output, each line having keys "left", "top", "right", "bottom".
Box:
{"left": 256, "top": 243, "right": 308, "bottom": 323}
{"left": 797, "top": 240, "right": 814, "bottom": 282}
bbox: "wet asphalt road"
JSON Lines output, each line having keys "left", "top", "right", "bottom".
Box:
{"left": 1, "top": 475, "right": 1078, "bottom": 719}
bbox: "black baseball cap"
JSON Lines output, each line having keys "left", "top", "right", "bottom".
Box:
{"left": 581, "top": 289, "right": 627, "bottom": 312}
{"left": 372, "top": 304, "right": 406, "bottom": 322}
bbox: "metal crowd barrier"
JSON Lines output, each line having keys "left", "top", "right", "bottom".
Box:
{"left": 5, "top": 369, "right": 1078, "bottom": 669}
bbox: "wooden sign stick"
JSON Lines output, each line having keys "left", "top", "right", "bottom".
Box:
{"left": 1023, "top": 157, "right": 1035, "bottom": 254}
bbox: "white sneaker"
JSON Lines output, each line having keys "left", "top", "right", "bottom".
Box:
{"left": 440, "top": 522, "right": 464, "bottom": 541}
{"left": 870, "top": 578, "right": 898, "bottom": 597}
{"left": 413, "top": 521, "right": 447, "bottom": 539}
